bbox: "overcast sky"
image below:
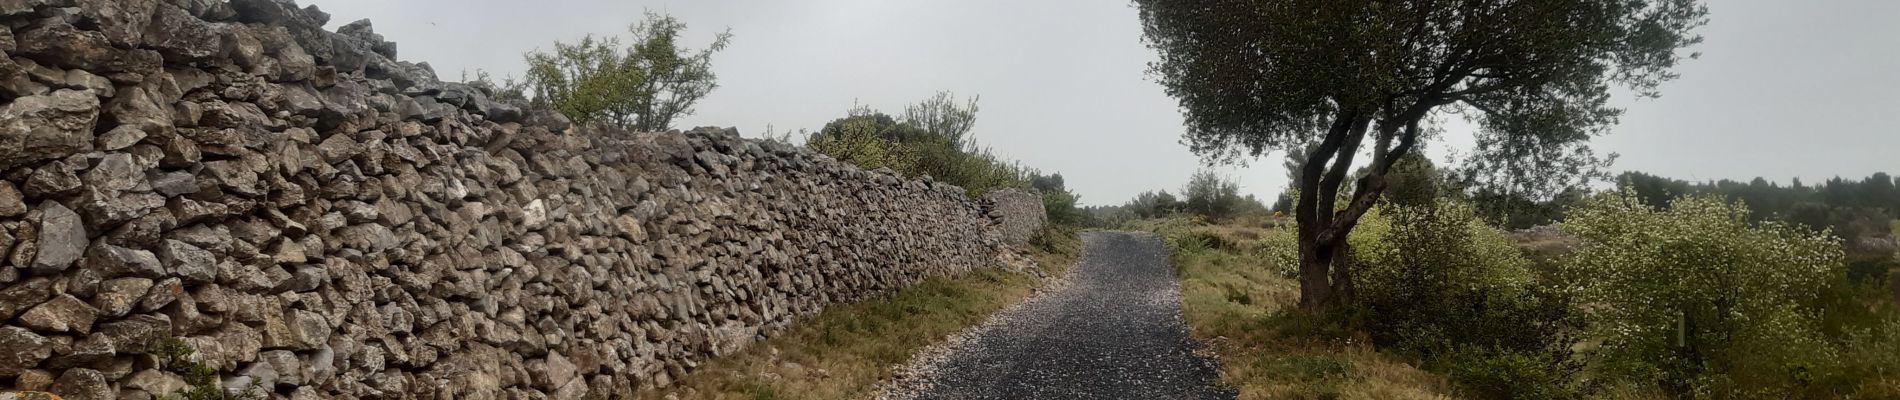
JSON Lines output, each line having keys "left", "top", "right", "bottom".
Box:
{"left": 304, "top": 0, "right": 1899, "bottom": 205}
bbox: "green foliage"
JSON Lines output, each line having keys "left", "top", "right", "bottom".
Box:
{"left": 1254, "top": 199, "right": 1586, "bottom": 398}
{"left": 1137, "top": 0, "right": 1708, "bottom": 160}
{"left": 1137, "top": 0, "right": 1707, "bottom": 309}
{"left": 1096, "top": 171, "right": 1268, "bottom": 226}
{"left": 902, "top": 91, "right": 981, "bottom": 146}
{"left": 804, "top": 94, "right": 1084, "bottom": 224}
{"left": 1126, "top": 190, "right": 1184, "bottom": 219}
{"left": 1040, "top": 186, "right": 1086, "bottom": 226}
{"left": 1355, "top": 201, "right": 1584, "bottom": 398}
{"left": 1181, "top": 170, "right": 1247, "bottom": 221}
{"left": 805, "top": 106, "right": 918, "bottom": 172}
{"left": 1561, "top": 191, "right": 1844, "bottom": 398}
{"left": 1029, "top": 224, "right": 1084, "bottom": 259}
{"left": 1833, "top": 318, "right": 1900, "bottom": 398}
{"left": 1441, "top": 347, "right": 1587, "bottom": 400}
{"left": 1616, "top": 171, "right": 1898, "bottom": 257}
{"left": 1271, "top": 354, "right": 1352, "bottom": 380}
{"left": 1260, "top": 227, "right": 1301, "bottom": 278}
{"left": 1377, "top": 153, "right": 1446, "bottom": 208}
{"left": 515, "top": 11, "right": 731, "bottom": 131}
{"left": 152, "top": 337, "right": 264, "bottom": 400}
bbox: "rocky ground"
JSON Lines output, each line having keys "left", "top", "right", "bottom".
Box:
{"left": 877, "top": 231, "right": 1234, "bottom": 400}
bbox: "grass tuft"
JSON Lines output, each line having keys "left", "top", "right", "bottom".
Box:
{"left": 1162, "top": 220, "right": 1454, "bottom": 400}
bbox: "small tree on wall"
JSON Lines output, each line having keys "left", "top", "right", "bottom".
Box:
{"left": 1135, "top": 0, "right": 1708, "bottom": 310}
{"left": 517, "top": 11, "right": 731, "bottom": 132}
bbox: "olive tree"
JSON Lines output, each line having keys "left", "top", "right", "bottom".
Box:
{"left": 1135, "top": 0, "right": 1707, "bottom": 309}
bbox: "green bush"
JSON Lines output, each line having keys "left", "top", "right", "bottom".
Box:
{"left": 1561, "top": 191, "right": 1844, "bottom": 398}
{"left": 1441, "top": 347, "right": 1587, "bottom": 400}
{"left": 1259, "top": 228, "right": 1301, "bottom": 278}
{"left": 152, "top": 337, "right": 265, "bottom": 400}
{"left": 804, "top": 94, "right": 1084, "bottom": 225}
{"left": 1254, "top": 199, "right": 1585, "bottom": 398}
{"left": 1350, "top": 201, "right": 1584, "bottom": 398}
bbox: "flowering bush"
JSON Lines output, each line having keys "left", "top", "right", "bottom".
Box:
{"left": 1561, "top": 191, "right": 1844, "bottom": 398}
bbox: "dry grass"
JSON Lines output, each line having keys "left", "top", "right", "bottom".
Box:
{"left": 1171, "top": 225, "right": 1454, "bottom": 400}
{"left": 629, "top": 231, "right": 1081, "bottom": 400}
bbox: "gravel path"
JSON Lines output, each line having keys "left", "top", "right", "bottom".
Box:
{"left": 877, "top": 231, "right": 1234, "bottom": 400}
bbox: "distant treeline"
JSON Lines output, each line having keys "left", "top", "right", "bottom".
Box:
{"left": 1083, "top": 170, "right": 1272, "bottom": 227}
{"left": 1620, "top": 172, "right": 1898, "bottom": 240}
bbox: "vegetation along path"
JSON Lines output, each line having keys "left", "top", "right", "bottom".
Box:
{"left": 881, "top": 232, "right": 1234, "bottom": 399}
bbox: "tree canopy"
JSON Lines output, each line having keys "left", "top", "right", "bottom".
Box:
{"left": 1136, "top": 0, "right": 1708, "bottom": 309}
{"left": 516, "top": 11, "right": 731, "bottom": 131}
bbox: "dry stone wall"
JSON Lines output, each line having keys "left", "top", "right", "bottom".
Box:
{"left": 982, "top": 188, "right": 1046, "bottom": 245}
{"left": 0, "top": 0, "right": 1036, "bottom": 398}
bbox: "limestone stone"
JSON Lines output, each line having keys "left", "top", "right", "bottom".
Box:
{"left": 97, "top": 125, "right": 145, "bottom": 150}
{"left": 261, "top": 309, "right": 327, "bottom": 350}
{"left": 62, "top": 68, "right": 113, "bottom": 96}
{"left": 257, "top": 349, "right": 302, "bottom": 385}
{"left": 73, "top": 0, "right": 159, "bottom": 47}
{"left": 94, "top": 314, "right": 169, "bottom": 352}
{"left": 82, "top": 154, "right": 142, "bottom": 192}
{"left": 15, "top": 368, "right": 56, "bottom": 390}
{"left": 45, "top": 333, "right": 114, "bottom": 368}
{"left": 19, "top": 294, "right": 99, "bottom": 333}
{"left": 140, "top": 2, "right": 226, "bottom": 62}
{"left": 0, "top": 326, "right": 51, "bottom": 375}
{"left": 90, "top": 277, "right": 153, "bottom": 318}
{"left": 156, "top": 239, "right": 216, "bottom": 283}
{"left": 0, "top": 89, "right": 97, "bottom": 170}
{"left": 24, "top": 160, "right": 82, "bottom": 198}
{"left": 29, "top": 201, "right": 85, "bottom": 274}
{"left": 0, "top": 277, "right": 49, "bottom": 319}
{"left": 137, "top": 277, "right": 183, "bottom": 312}
{"left": 84, "top": 243, "right": 164, "bottom": 279}
{"left": 122, "top": 369, "right": 187, "bottom": 396}
{"left": 0, "top": 181, "right": 23, "bottom": 217}
{"left": 49, "top": 367, "right": 111, "bottom": 400}
{"left": 15, "top": 21, "right": 116, "bottom": 70}
{"left": 104, "top": 85, "right": 171, "bottom": 135}
{"left": 147, "top": 170, "right": 197, "bottom": 196}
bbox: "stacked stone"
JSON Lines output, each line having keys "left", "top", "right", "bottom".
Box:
{"left": 0, "top": 0, "right": 1031, "bottom": 398}
{"left": 981, "top": 188, "right": 1047, "bottom": 246}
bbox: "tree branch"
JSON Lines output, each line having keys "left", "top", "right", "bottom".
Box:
{"left": 1295, "top": 109, "right": 1363, "bottom": 237}
{"left": 1315, "top": 117, "right": 1372, "bottom": 230}
{"left": 1322, "top": 119, "right": 1422, "bottom": 243}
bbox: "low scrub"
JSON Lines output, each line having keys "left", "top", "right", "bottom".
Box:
{"left": 1157, "top": 219, "right": 1455, "bottom": 399}
{"left": 803, "top": 93, "right": 1085, "bottom": 224}
{"left": 1141, "top": 186, "right": 1900, "bottom": 399}
{"left": 1561, "top": 192, "right": 1898, "bottom": 398}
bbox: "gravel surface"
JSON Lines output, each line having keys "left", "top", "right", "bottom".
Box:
{"left": 877, "top": 231, "right": 1235, "bottom": 400}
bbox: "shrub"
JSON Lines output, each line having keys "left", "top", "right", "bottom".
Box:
{"left": 1560, "top": 191, "right": 1844, "bottom": 398}
{"left": 1440, "top": 347, "right": 1586, "bottom": 400}
{"left": 1182, "top": 170, "right": 1244, "bottom": 220}
{"left": 805, "top": 95, "right": 1084, "bottom": 226}
{"left": 152, "top": 337, "right": 265, "bottom": 400}
{"left": 805, "top": 107, "right": 920, "bottom": 173}
{"left": 1349, "top": 200, "right": 1584, "bottom": 398}
{"left": 513, "top": 11, "right": 731, "bottom": 131}
{"left": 1259, "top": 228, "right": 1300, "bottom": 278}
{"left": 1255, "top": 199, "right": 1585, "bottom": 398}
